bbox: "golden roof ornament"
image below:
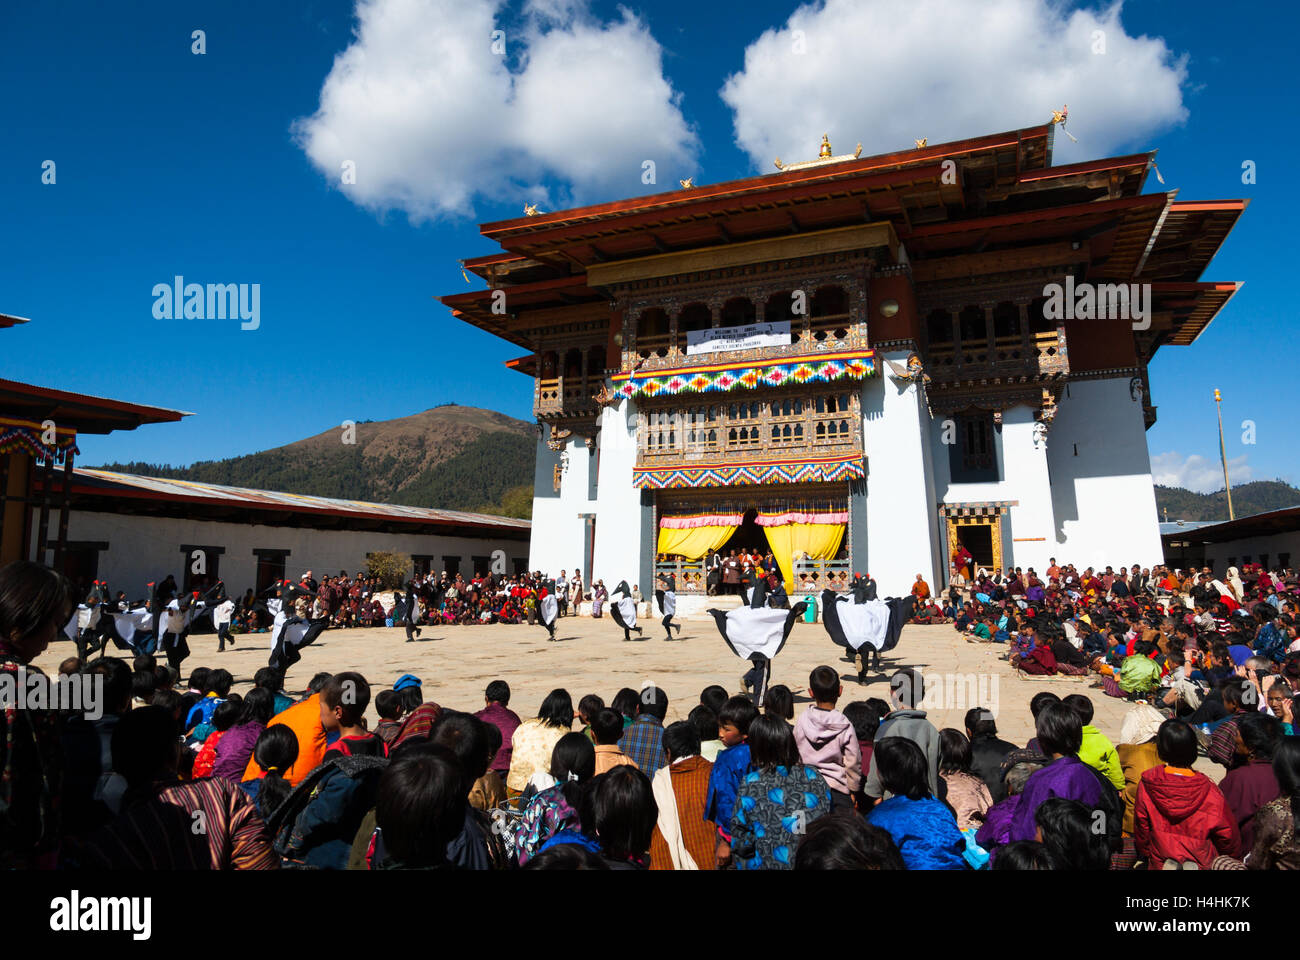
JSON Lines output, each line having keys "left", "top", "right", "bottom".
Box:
{"left": 775, "top": 134, "right": 864, "bottom": 172}
{"left": 678, "top": 177, "right": 695, "bottom": 189}
{"left": 914, "top": 137, "right": 928, "bottom": 149}
{"left": 1050, "top": 104, "right": 1078, "bottom": 143}
{"left": 524, "top": 202, "right": 543, "bottom": 216}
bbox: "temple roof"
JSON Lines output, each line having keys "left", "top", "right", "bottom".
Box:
{"left": 439, "top": 119, "right": 1243, "bottom": 358}
{"left": 0, "top": 378, "right": 191, "bottom": 434}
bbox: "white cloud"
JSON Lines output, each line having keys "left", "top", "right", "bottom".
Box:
{"left": 720, "top": 0, "right": 1188, "bottom": 171}
{"left": 1151, "top": 451, "right": 1252, "bottom": 493}
{"left": 293, "top": 0, "right": 698, "bottom": 222}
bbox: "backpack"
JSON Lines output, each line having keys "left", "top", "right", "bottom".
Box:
{"left": 266, "top": 754, "right": 388, "bottom": 869}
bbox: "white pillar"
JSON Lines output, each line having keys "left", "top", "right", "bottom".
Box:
{"left": 1046, "top": 377, "right": 1163, "bottom": 570}
{"left": 1000, "top": 407, "right": 1056, "bottom": 574}
{"left": 862, "top": 352, "right": 941, "bottom": 598}
{"left": 591, "top": 400, "right": 650, "bottom": 591}
{"left": 529, "top": 431, "right": 592, "bottom": 577}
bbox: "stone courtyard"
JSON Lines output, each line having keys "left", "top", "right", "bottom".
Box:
{"left": 37, "top": 614, "right": 1181, "bottom": 766}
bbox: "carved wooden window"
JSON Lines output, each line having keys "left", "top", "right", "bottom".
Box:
{"left": 927, "top": 309, "right": 954, "bottom": 345}
{"left": 949, "top": 412, "right": 999, "bottom": 483}
{"left": 993, "top": 301, "right": 1020, "bottom": 339}
{"left": 810, "top": 285, "right": 850, "bottom": 342}
{"left": 958, "top": 305, "right": 987, "bottom": 344}
{"left": 636, "top": 308, "right": 670, "bottom": 360}
{"left": 720, "top": 297, "right": 756, "bottom": 327}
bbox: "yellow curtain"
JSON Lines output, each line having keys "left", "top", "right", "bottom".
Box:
{"left": 656, "top": 525, "right": 737, "bottom": 560}
{"left": 763, "top": 523, "right": 846, "bottom": 593}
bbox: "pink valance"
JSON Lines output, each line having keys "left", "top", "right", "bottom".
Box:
{"left": 756, "top": 510, "right": 849, "bottom": 527}
{"left": 660, "top": 513, "right": 746, "bottom": 529}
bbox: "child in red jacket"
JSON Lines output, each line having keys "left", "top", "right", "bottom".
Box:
{"left": 1134, "top": 719, "right": 1239, "bottom": 869}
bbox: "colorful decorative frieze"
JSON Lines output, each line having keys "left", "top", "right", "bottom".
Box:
{"left": 0, "top": 417, "right": 79, "bottom": 462}
{"left": 633, "top": 453, "right": 865, "bottom": 489}
{"left": 613, "top": 350, "right": 874, "bottom": 400}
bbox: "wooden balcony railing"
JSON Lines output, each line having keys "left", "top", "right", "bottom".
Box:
{"left": 629, "top": 314, "right": 868, "bottom": 372}
{"left": 535, "top": 375, "right": 598, "bottom": 418}
{"left": 923, "top": 327, "right": 1067, "bottom": 384}
{"left": 652, "top": 557, "right": 852, "bottom": 595}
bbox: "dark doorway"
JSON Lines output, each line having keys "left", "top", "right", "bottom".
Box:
{"left": 719, "top": 508, "right": 767, "bottom": 554}
{"left": 956, "top": 524, "right": 993, "bottom": 571}
{"left": 62, "top": 546, "right": 99, "bottom": 597}
{"left": 255, "top": 552, "right": 288, "bottom": 593}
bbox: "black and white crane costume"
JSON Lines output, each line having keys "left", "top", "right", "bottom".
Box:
{"left": 267, "top": 581, "right": 329, "bottom": 673}
{"left": 708, "top": 579, "right": 807, "bottom": 705}
{"left": 655, "top": 574, "right": 682, "bottom": 641}
{"left": 821, "top": 579, "right": 917, "bottom": 682}
{"left": 609, "top": 580, "right": 643, "bottom": 641}
{"left": 538, "top": 578, "right": 559, "bottom": 641}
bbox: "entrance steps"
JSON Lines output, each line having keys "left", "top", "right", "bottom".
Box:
{"left": 676, "top": 593, "right": 741, "bottom": 621}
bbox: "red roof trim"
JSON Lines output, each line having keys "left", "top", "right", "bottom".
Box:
{"left": 1016, "top": 153, "right": 1153, "bottom": 183}
{"left": 45, "top": 479, "right": 529, "bottom": 534}
{"left": 0, "top": 378, "right": 191, "bottom": 423}
{"left": 481, "top": 125, "right": 1050, "bottom": 236}
{"left": 904, "top": 191, "right": 1167, "bottom": 238}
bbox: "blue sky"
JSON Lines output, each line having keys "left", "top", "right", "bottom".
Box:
{"left": 0, "top": 0, "right": 1290, "bottom": 493}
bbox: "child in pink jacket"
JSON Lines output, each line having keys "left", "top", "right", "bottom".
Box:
{"left": 794, "top": 665, "right": 863, "bottom": 810}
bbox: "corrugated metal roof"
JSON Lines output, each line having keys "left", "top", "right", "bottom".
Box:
{"left": 1158, "top": 521, "right": 1218, "bottom": 535}
{"left": 73, "top": 468, "right": 530, "bottom": 531}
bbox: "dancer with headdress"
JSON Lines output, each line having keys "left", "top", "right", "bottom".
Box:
{"left": 655, "top": 572, "right": 683, "bottom": 641}
{"left": 402, "top": 580, "right": 422, "bottom": 642}
{"left": 207, "top": 579, "right": 236, "bottom": 652}
{"left": 62, "top": 581, "right": 107, "bottom": 660}
{"left": 707, "top": 579, "right": 807, "bottom": 706}
{"left": 609, "top": 580, "right": 643, "bottom": 641}
{"left": 538, "top": 577, "right": 559, "bottom": 640}
{"left": 104, "top": 583, "right": 157, "bottom": 656}
{"left": 821, "top": 578, "right": 917, "bottom": 683}
{"left": 267, "top": 580, "right": 329, "bottom": 673}
{"left": 158, "top": 589, "right": 212, "bottom": 673}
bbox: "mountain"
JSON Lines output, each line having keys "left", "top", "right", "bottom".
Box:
{"left": 92, "top": 403, "right": 537, "bottom": 518}
{"left": 1154, "top": 480, "right": 1300, "bottom": 523}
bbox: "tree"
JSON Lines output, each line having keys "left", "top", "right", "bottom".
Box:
{"left": 365, "top": 551, "right": 411, "bottom": 589}
{"left": 499, "top": 484, "right": 534, "bottom": 519}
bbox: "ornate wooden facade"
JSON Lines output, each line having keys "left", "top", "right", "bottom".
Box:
{"left": 440, "top": 121, "right": 1245, "bottom": 594}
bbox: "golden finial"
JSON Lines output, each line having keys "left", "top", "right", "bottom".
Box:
{"left": 458, "top": 260, "right": 470, "bottom": 284}
{"left": 774, "top": 157, "right": 784, "bottom": 170}
{"left": 914, "top": 138, "right": 928, "bottom": 149}
{"left": 819, "top": 134, "right": 832, "bottom": 158}
{"left": 524, "top": 203, "right": 542, "bottom": 216}
{"left": 854, "top": 143, "right": 863, "bottom": 158}
{"left": 1050, "top": 104, "right": 1078, "bottom": 143}
{"left": 679, "top": 177, "right": 694, "bottom": 189}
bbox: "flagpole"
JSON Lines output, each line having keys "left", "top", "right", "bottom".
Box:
{"left": 1214, "top": 388, "right": 1234, "bottom": 520}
